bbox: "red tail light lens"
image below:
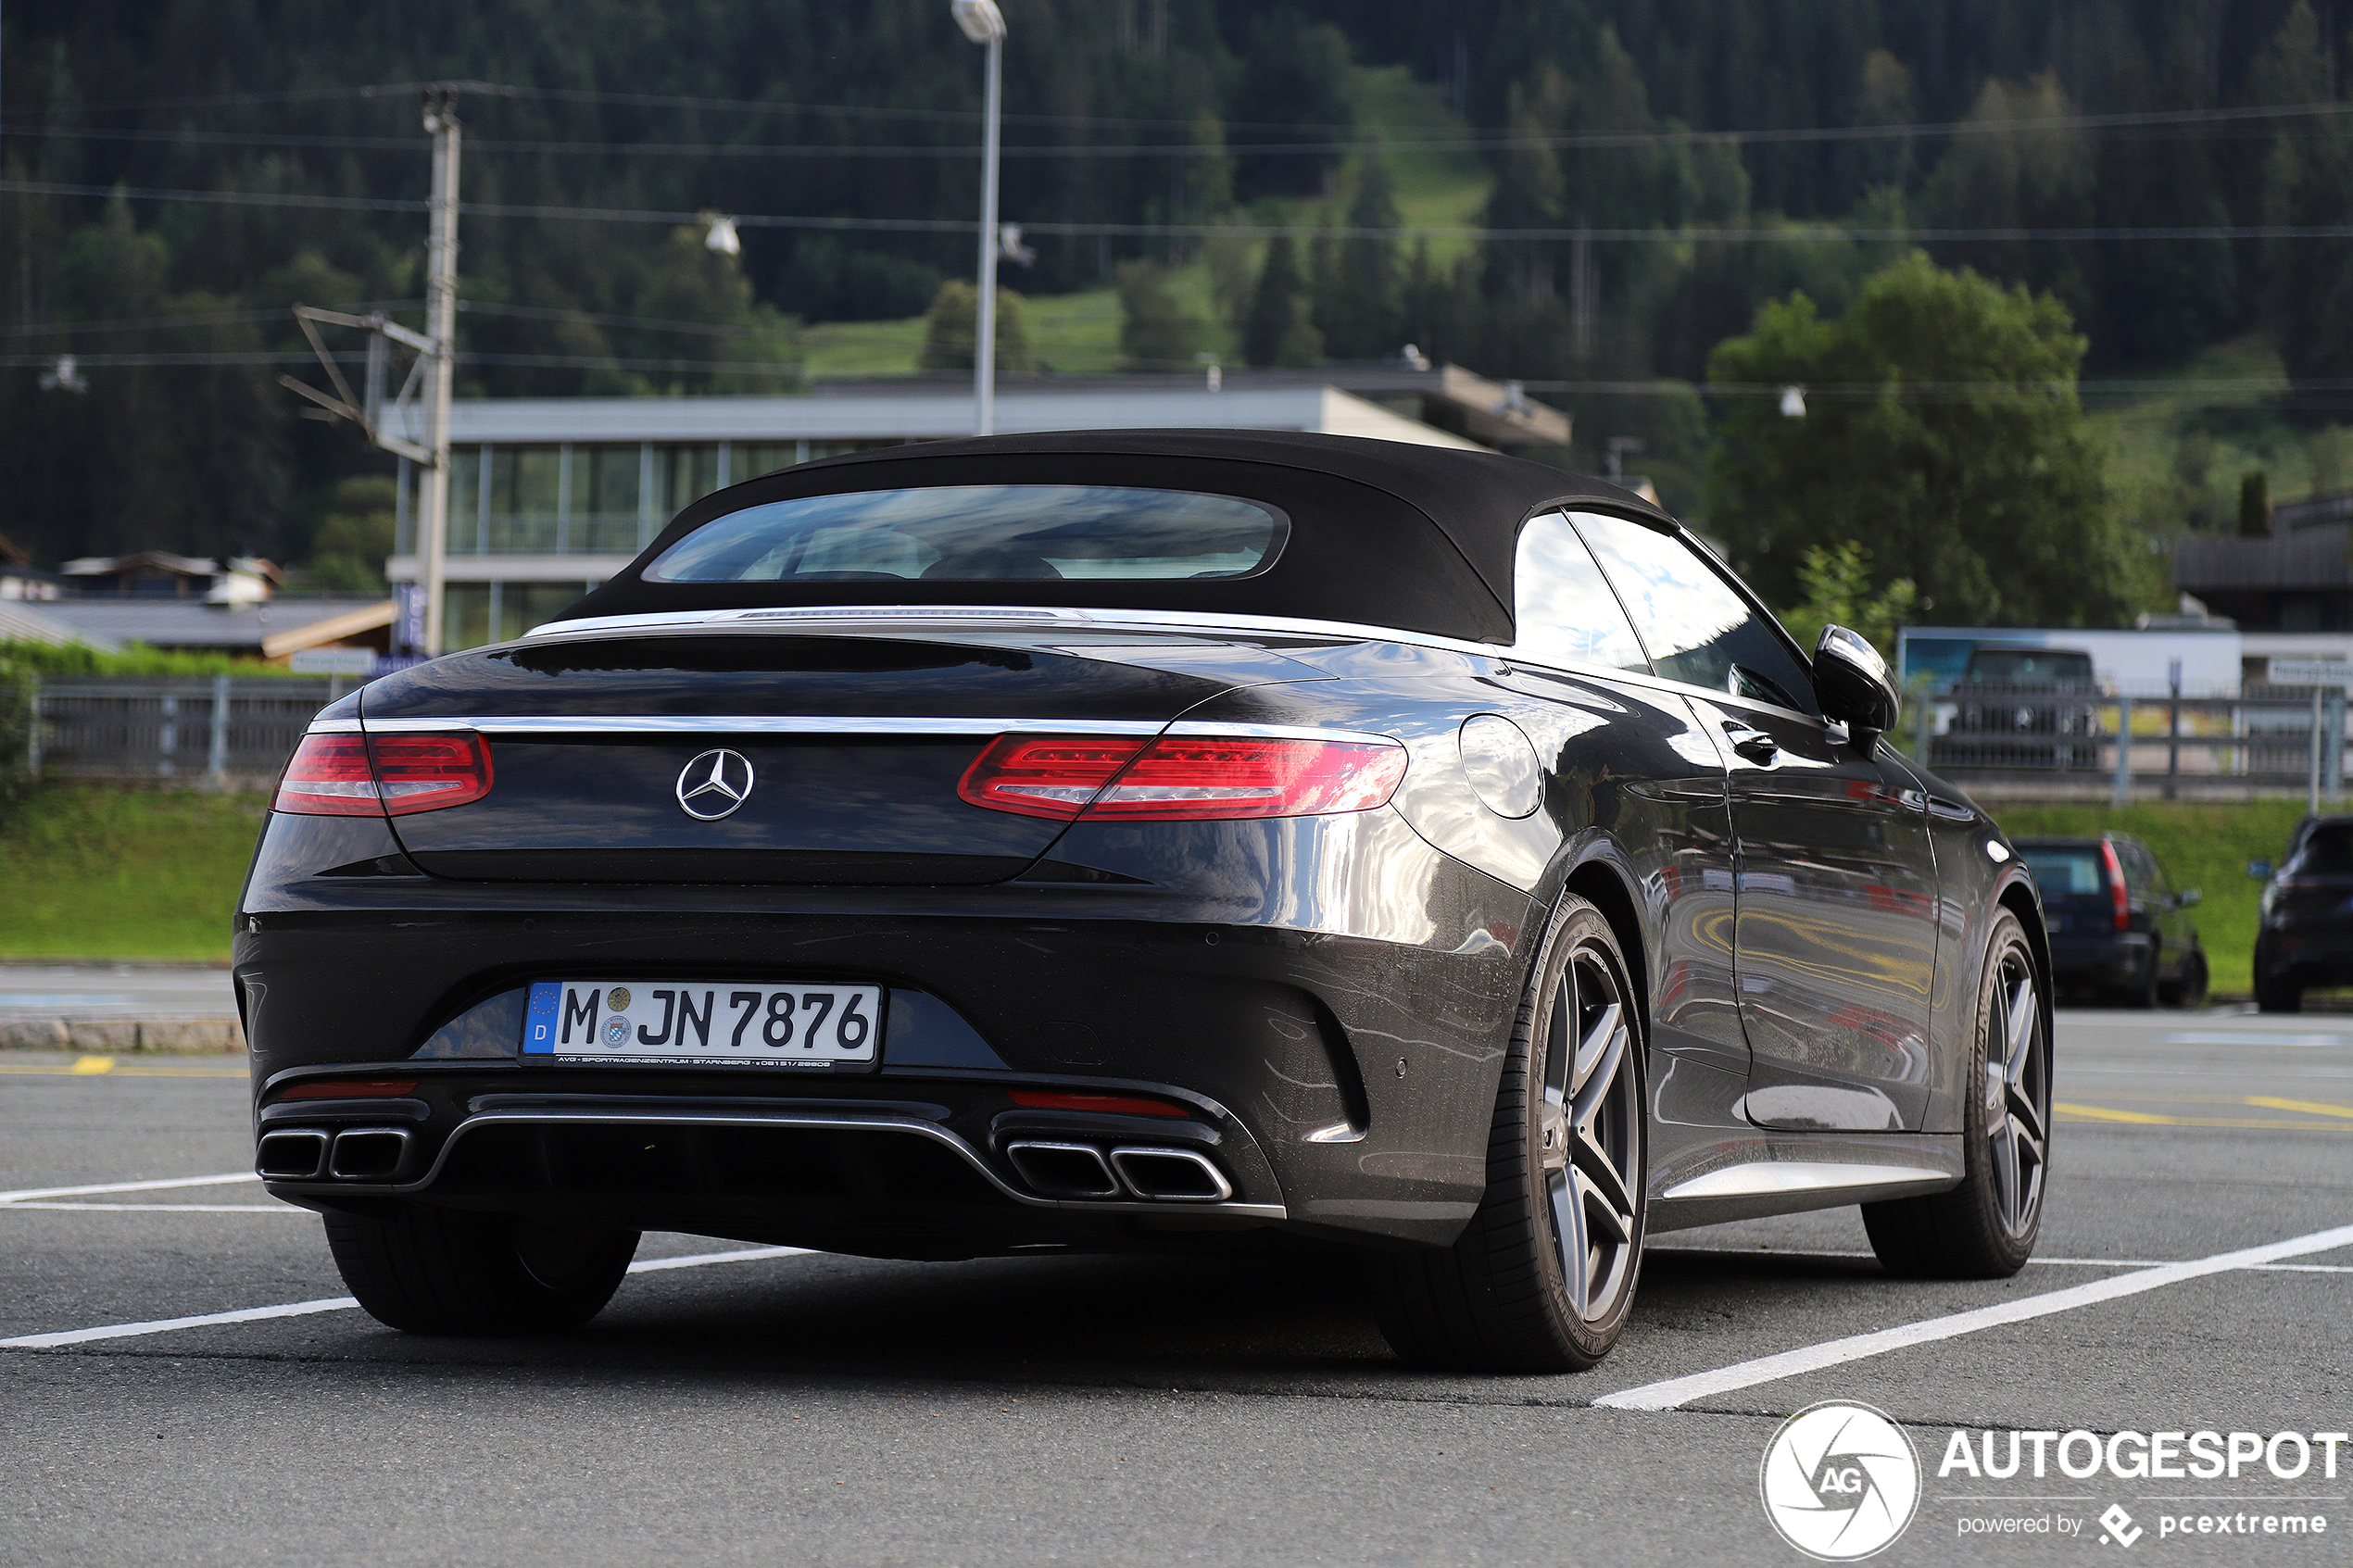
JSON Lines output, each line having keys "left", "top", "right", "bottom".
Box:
{"left": 273, "top": 734, "right": 382, "bottom": 816}
{"left": 955, "top": 734, "right": 1151, "bottom": 819}
{"left": 959, "top": 732, "right": 1407, "bottom": 822}
{"left": 2101, "top": 838, "right": 2130, "bottom": 931}
{"left": 273, "top": 731, "right": 492, "bottom": 817}
{"left": 370, "top": 733, "right": 495, "bottom": 815}
{"left": 278, "top": 1078, "right": 422, "bottom": 1100}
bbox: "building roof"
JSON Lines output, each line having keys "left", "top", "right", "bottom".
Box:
{"left": 32, "top": 597, "right": 393, "bottom": 652}
{"left": 565, "top": 429, "right": 1658, "bottom": 646}
{"left": 423, "top": 381, "right": 1501, "bottom": 450}
{"left": 0, "top": 600, "right": 115, "bottom": 650}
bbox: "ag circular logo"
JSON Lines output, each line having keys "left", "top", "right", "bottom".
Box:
{"left": 1758, "top": 1400, "right": 1920, "bottom": 1561}
{"left": 675, "top": 748, "right": 756, "bottom": 821}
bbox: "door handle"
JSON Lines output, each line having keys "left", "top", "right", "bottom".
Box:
{"left": 1722, "top": 723, "right": 1779, "bottom": 762}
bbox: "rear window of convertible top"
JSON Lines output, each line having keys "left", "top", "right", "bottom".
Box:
{"left": 644, "top": 483, "right": 1290, "bottom": 584}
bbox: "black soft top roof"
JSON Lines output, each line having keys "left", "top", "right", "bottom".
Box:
{"left": 562, "top": 429, "right": 1671, "bottom": 644}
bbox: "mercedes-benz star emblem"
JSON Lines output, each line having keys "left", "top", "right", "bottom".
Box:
{"left": 675, "top": 748, "right": 755, "bottom": 821}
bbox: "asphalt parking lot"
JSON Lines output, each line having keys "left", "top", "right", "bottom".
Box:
{"left": 2, "top": 1007, "right": 2347, "bottom": 1567}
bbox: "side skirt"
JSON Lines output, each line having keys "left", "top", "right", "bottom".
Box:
{"left": 1646, "top": 1131, "right": 1964, "bottom": 1234}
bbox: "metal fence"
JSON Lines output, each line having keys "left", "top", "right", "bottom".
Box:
{"left": 1918, "top": 684, "right": 2351, "bottom": 805}
{"left": 25, "top": 676, "right": 347, "bottom": 788}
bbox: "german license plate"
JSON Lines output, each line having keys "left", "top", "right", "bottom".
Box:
{"left": 522, "top": 980, "right": 884, "bottom": 1068}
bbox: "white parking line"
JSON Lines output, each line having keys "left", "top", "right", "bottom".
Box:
{"left": 1596, "top": 1220, "right": 2353, "bottom": 1411}
{"left": 0, "top": 1173, "right": 258, "bottom": 1204}
{"left": 0, "top": 1245, "right": 811, "bottom": 1349}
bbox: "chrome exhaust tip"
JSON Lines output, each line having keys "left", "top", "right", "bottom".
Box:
{"left": 1004, "top": 1140, "right": 1121, "bottom": 1199}
{"left": 327, "top": 1126, "right": 413, "bottom": 1181}
{"left": 1109, "top": 1147, "right": 1233, "bottom": 1202}
{"left": 256, "top": 1128, "right": 330, "bottom": 1181}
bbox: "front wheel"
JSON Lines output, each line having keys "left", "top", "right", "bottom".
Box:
{"left": 1863, "top": 910, "right": 2050, "bottom": 1278}
{"left": 1368, "top": 894, "right": 1647, "bottom": 1372}
{"left": 324, "top": 1205, "right": 639, "bottom": 1335}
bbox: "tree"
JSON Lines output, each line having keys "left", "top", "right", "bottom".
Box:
{"left": 920, "top": 280, "right": 1035, "bottom": 373}
{"left": 307, "top": 475, "right": 397, "bottom": 593}
{"left": 1705, "top": 252, "right": 2153, "bottom": 629}
{"left": 1315, "top": 157, "right": 1403, "bottom": 360}
{"left": 1241, "top": 237, "right": 1321, "bottom": 367}
{"left": 1114, "top": 260, "right": 1204, "bottom": 370}
{"left": 1229, "top": 10, "right": 1355, "bottom": 202}
{"left": 1777, "top": 541, "right": 1919, "bottom": 663}
{"left": 2252, "top": 3, "right": 2353, "bottom": 386}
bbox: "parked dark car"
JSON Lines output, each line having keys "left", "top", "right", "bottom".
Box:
{"left": 1935, "top": 645, "right": 2104, "bottom": 771}
{"left": 2252, "top": 815, "right": 2353, "bottom": 1011}
{"left": 239, "top": 430, "right": 2053, "bottom": 1374}
{"left": 2014, "top": 835, "right": 2206, "bottom": 1008}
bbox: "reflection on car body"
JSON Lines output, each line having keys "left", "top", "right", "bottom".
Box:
{"left": 241, "top": 431, "right": 2053, "bottom": 1371}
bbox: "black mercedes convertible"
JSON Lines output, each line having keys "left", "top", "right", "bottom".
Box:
{"left": 238, "top": 430, "right": 2053, "bottom": 1373}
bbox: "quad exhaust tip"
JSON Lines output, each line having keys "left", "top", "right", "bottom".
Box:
{"left": 256, "top": 1128, "right": 329, "bottom": 1181}
{"left": 260, "top": 1126, "right": 413, "bottom": 1182}
{"left": 327, "top": 1126, "right": 413, "bottom": 1181}
{"left": 1109, "top": 1146, "right": 1233, "bottom": 1202}
{"left": 1003, "top": 1139, "right": 1234, "bottom": 1203}
{"left": 1004, "top": 1141, "right": 1121, "bottom": 1199}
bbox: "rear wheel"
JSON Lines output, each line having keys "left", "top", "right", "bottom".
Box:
{"left": 2256, "top": 969, "right": 2303, "bottom": 1013}
{"left": 1863, "top": 910, "right": 2049, "bottom": 1278}
{"left": 324, "top": 1205, "right": 638, "bottom": 1335}
{"left": 1367, "top": 894, "right": 1647, "bottom": 1373}
{"left": 2118, "top": 942, "right": 2161, "bottom": 1009}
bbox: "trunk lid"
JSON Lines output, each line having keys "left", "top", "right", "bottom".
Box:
{"left": 361, "top": 631, "right": 1254, "bottom": 884}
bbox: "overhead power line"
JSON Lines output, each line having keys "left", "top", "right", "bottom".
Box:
{"left": 14, "top": 178, "right": 2353, "bottom": 245}
{"left": 11, "top": 80, "right": 2353, "bottom": 146}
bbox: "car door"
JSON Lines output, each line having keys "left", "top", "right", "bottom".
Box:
{"left": 1497, "top": 510, "right": 1747, "bottom": 1078}
{"left": 2118, "top": 839, "right": 2183, "bottom": 978}
{"left": 1571, "top": 510, "right": 1942, "bottom": 1131}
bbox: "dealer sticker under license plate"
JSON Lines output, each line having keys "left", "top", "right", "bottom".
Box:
{"left": 523, "top": 981, "right": 884, "bottom": 1068}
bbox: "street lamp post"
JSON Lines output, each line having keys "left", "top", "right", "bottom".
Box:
{"left": 952, "top": 0, "right": 1007, "bottom": 436}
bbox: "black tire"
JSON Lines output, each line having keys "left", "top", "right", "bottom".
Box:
{"left": 2118, "top": 942, "right": 2161, "bottom": 1009}
{"left": 2256, "top": 969, "right": 2303, "bottom": 1013}
{"left": 2158, "top": 948, "right": 2208, "bottom": 1010}
{"left": 1367, "top": 893, "right": 1647, "bottom": 1373}
{"left": 1863, "top": 909, "right": 2049, "bottom": 1278}
{"left": 323, "top": 1205, "right": 639, "bottom": 1335}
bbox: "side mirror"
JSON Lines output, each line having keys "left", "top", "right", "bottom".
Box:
{"left": 2177, "top": 887, "right": 2202, "bottom": 908}
{"left": 2247, "top": 860, "right": 2272, "bottom": 881}
{"left": 1814, "top": 625, "right": 1901, "bottom": 751}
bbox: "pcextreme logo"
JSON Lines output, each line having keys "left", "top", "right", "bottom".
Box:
{"left": 1759, "top": 1401, "right": 1923, "bottom": 1561}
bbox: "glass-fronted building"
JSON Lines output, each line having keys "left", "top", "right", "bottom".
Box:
{"left": 388, "top": 381, "right": 1504, "bottom": 649}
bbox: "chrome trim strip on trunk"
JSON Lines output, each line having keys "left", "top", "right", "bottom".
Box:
{"left": 327, "top": 716, "right": 1402, "bottom": 746}
{"left": 349, "top": 715, "right": 1171, "bottom": 737}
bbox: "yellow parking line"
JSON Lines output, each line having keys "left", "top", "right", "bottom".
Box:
{"left": 2056, "top": 1101, "right": 2353, "bottom": 1131}
{"left": 0, "top": 1062, "right": 245, "bottom": 1079}
{"left": 2244, "top": 1094, "right": 2353, "bottom": 1119}
{"left": 2055, "top": 1101, "right": 2172, "bottom": 1123}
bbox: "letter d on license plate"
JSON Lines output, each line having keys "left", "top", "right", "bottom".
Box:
{"left": 523, "top": 980, "right": 884, "bottom": 1069}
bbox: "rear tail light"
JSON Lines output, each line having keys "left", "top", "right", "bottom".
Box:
{"left": 958, "top": 733, "right": 1406, "bottom": 822}
{"left": 2100, "top": 838, "right": 2130, "bottom": 931}
{"left": 274, "top": 732, "right": 493, "bottom": 818}
{"left": 278, "top": 1078, "right": 422, "bottom": 1100}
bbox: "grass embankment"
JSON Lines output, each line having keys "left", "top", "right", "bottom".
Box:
{"left": 1987, "top": 799, "right": 2310, "bottom": 995}
{"left": 0, "top": 787, "right": 263, "bottom": 962}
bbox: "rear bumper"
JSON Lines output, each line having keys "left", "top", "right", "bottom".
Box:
{"left": 2258, "top": 931, "right": 2353, "bottom": 986}
{"left": 237, "top": 809, "right": 1541, "bottom": 1253}
{"left": 2046, "top": 932, "right": 2150, "bottom": 987}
